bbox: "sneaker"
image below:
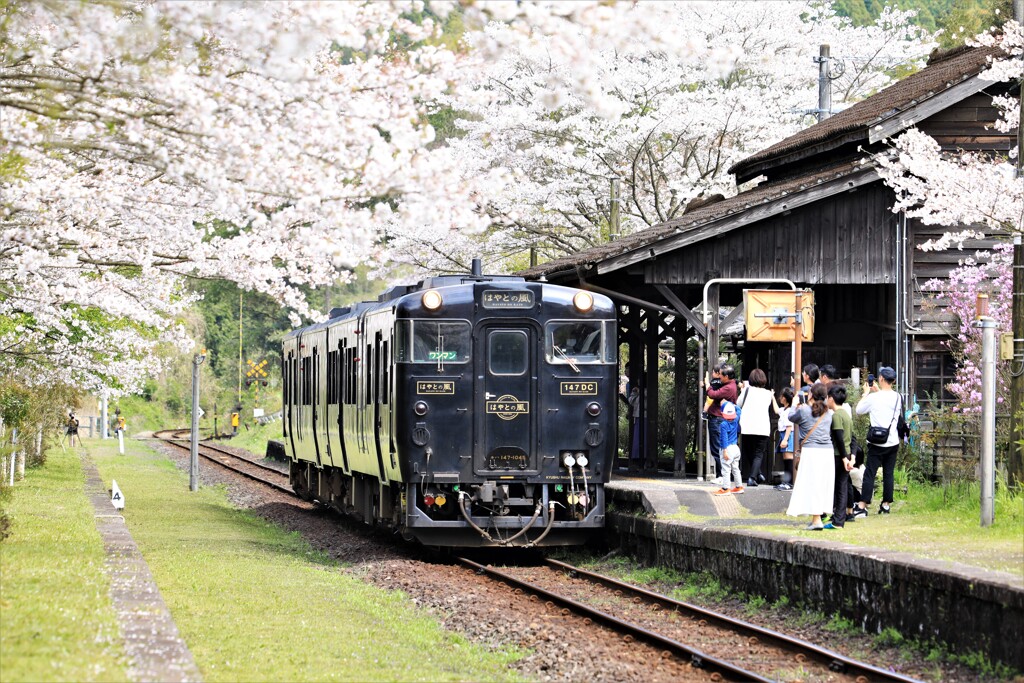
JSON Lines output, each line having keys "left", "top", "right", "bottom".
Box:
{"left": 879, "top": 504, "right": 891, "bottom": 514}
{"left": 730, "top": 487, "right": 745, "bottom": 494}
{"left": 774, "top": 483, "right": 793, "bottom": 491}
{"left": 851, "top": 506, "right": 868, "bottom": 519}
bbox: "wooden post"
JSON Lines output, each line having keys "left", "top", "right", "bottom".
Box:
{"left": 674, "top": 329, "right": 688, "bottom": 477}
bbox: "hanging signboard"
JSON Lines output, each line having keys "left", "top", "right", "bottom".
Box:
{"left": 744, "top": 290, "right": 815, "bottom": 342}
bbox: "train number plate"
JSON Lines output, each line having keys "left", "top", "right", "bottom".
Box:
{"left": 481, "top": 290, "right": 534, "bottom": 309}
{"left": 560, "top": 381, "right": 598, "bottom": 395}
{"left": 487, "top": 447, "right": 529, "bottom": 470}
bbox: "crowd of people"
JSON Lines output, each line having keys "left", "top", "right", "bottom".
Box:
{"left": 703, "top": 361, "right": 907, "bottom": 530}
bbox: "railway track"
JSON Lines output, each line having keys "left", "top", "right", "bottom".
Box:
{"left": 458, "top": 556, "right": 922, "bottom": 683}
{"left": 153, "top": 429, "right": 293, "bottom": 495}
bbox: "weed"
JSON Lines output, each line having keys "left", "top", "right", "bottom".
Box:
{"left": 875, "top": 627, "right": 905, "bottom": 647}
{"left": 744, "top": 595, "right": 767, "bottom": 615}
{"left": 825, "top": 612, "right": 857, "bottom": 634}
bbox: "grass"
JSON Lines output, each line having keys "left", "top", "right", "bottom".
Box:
{"left": 221, "top": 418, "right": 282, "bottom": 458}
{"left": 0, "top": 445, "right": 128, "bottom": 682}
{"left": 5, "top": 437, "right": 521, "bottom": 682}
{"left": 734, "top": 470, "right": 1024, "bottom": 575}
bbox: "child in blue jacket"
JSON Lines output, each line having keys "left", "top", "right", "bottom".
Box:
{"left": 713, "top": 401, "right": 744, "bottom": 494}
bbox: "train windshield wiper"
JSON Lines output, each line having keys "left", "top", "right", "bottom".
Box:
{"left": 554, "top": 346, "right": 580, "bottom": 374}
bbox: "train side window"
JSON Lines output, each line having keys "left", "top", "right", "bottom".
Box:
{"left": 301, "top": 356, "right": 312, "bottom": 405}
{"left": 489, "top": 330, "right": 527, "bottom": 376}
{"left": 545, "top": 320, "right": 609, "bottom": 365}
{"left": 326, "top": 350, "right": 338, "bottom": 405}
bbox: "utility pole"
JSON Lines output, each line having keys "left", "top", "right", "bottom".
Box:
{"left": 1010, "top": 0, "right": 1024, "bottom": 487}
{"left": 976, "top": 295, "right": 997, "bottom": 526}
{"left": 237, "top": 291, "right": 243, "bottom": 408}
{"left": 815, "top": 44, "right": 832, "bottom": 123}
{"left": 609, "top": 178, "right": 621, "bottom": 241}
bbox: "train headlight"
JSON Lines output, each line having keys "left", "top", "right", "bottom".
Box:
{"left": 563, "top": 454, "right": 576, "bottom": 468}
{"left": 586, "top": 401, "right": 601, "bottom": 417}
{"left": 422, "top": 289, "right": 443, "bottom": 311}
{"left": 413, "top": 400, "right": 429, "bottom": 416}
{"left": 576, "top": 454, "right": 589, "bottom": 468}
{"left": 573, "top": 291, "right": 594, "bottom": 313}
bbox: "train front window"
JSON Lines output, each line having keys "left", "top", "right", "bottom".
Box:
{"left": 396, "top": 320, "right": 471, "bottom": 365}
{"left": 545, "top": 320, "right": 611, "bottom": 365}
{"left": 489, "top": 330, "right": 527, "bottom": 376}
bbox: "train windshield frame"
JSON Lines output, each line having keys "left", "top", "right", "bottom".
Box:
{"left": 395, "top": 319, "right": 472, "bottom": 365}
{"left": 544, "top": 320, "right": 615, "bottom": 366}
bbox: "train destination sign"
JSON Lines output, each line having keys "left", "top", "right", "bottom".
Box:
{"left": 481, "top": 290, "right": 534, "bottom": 309}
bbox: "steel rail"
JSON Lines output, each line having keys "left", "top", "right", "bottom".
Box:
{"left": 456, "top": 556, "right": 771, "bottom": 683}
{"left": 157, "top": 435, "right": 294, "bottom": 495}
{"left": 545, "top": 558, "right": 922, "bottom": 683}
{"left": 154, "top": 430, "right": 285, "bottom": 478}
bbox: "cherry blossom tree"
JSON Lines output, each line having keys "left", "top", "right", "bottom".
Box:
{"left": 379, "top": 2, "right": 935, "bottom": 275}
{"left": 921, "top": 244, "right": 1013, "bottom": 411}
{"left": 875, "top": 22, "right": 1023, "bottom": 248}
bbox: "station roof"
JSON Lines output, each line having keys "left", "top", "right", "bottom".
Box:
{"left": 518, "top": 43, "right": 1004, "bottom": 284}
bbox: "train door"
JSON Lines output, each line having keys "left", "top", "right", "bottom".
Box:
{"left": 474, "top": 322, "right": 538, "bottom": 474}
{"left": 311, "top": 344, "right": 322, "bottom": 467}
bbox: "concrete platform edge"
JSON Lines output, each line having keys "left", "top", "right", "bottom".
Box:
{"left": 606, "top": 503, "right": 1023, "bottom": 671}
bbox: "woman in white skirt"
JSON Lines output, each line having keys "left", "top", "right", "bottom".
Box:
{"left": 786, "top": 383, "right": 835, "bottom": 530}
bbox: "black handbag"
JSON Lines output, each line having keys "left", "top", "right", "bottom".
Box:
{"left": 866, "top": 396, "right": 902, "bottom": 445}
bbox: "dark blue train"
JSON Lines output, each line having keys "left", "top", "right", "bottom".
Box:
{"left": 282, "top": 262, "right": 618, "bottom": 547}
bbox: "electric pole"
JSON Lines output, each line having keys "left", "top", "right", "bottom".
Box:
{"left": 1009, "top": 0, "right": 1023, "bottom": 487}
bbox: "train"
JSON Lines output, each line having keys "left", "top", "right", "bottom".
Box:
{"left": 281, "top": 261, "right": 618, "bottom": 547}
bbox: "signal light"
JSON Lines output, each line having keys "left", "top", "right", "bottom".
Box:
{"left": 422, "top": 289, "right": 443, "bottom": 310}
{"left": 573, "top": 290, "right": 594, "bottom": 313}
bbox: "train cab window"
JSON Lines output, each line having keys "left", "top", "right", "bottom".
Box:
{"left": 488, "top": 330, "right": 527, "bottom": 376}
{"left": 395, "top": 320, "right": 471, "bottom": 364}
{"left": 545, "top": 320, "right": 611, "bottom": 365}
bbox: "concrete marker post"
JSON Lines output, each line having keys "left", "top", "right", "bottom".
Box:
{"left": 975, "top": 294, "right": 997, "bottom": 527}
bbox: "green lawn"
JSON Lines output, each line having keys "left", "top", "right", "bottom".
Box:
{"left": 0, "top": 445, "right": 128, "bottom": 682}
{"left": 738, "top": 478, "right": 1024, "bottom": 576}
{"left": 3, "top": 438, "right": 521, "bottom": 682}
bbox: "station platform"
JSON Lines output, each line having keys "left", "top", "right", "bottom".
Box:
{"left": 604, "top": 469, "right": 1024, "bottom": 672}
{"left": 607, "top": 470, "right": 793, "bottom": 524}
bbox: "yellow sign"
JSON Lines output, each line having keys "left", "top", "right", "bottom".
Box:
{"left": 246, "top": 359, "right": 269, "bottom": 378}
{"left": 743, "top": 290, "right": 815, "bottom": 342}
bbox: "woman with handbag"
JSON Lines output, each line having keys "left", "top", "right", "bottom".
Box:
{"left": 737, "top": 368, "right": 780, "bottom": 487}
{"left": 786, "top": 383, "right": 834, "bottom": 530}
{"left": 853, "top": 366, "right": 902, "bottom": 517}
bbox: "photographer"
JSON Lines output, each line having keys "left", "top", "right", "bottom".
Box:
{"left": 853, "top": 366, "right": 903, "bottom": 517}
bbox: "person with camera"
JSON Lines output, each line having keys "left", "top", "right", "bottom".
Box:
{"left": 853, "top": 366, "right": 903, "bottom": 517}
